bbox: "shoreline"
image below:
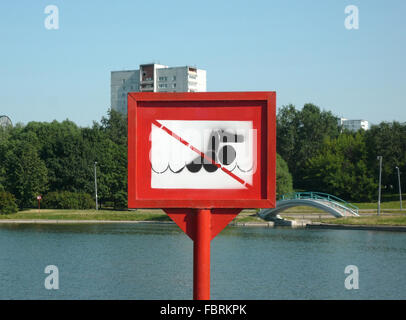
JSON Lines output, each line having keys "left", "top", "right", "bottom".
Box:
{"left": 0, "top": 219, "right": 175, "bottom": 225}
{"left": 306, "top": 222, "right": 406, "bottom": 232}
{"left": 0, "top": 219, "right": 274, "bottom": 227}
{"left": 1, "top": 219, "right": 406, "bottom": 232}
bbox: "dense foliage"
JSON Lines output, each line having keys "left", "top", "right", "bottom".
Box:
{"left": 0, "top": 191, "right": 18, "bottom": 214}
{"left": 276, "top": 154, "right": 293, "bottom": 196}
{"left": 41, "top": 191, "right": 95, "bottom": 210}
{"left": 277, "top": 104, "right": 406, "bottom": 201}
{"left": 0, "top": 109, "right": 127, "bottom": 209}
{"left": 0, "top": 105, "right": 404, "bottom": 209}
{"left": 303, "top": 133, "right": 376, "bottom": 201}
{"left": 277, "top": 103, "right": 340, "bottom": 189}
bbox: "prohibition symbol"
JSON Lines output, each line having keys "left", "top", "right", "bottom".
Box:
{"left": 150, "top": 119, "right": 255, "bottom": 190}
{"left": 128, "top": 92, "right": 276, "bottom": 300}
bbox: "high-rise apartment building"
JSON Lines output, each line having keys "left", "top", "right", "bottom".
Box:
{"left": 111, "top": 63, "right": 206, "bottom": 114}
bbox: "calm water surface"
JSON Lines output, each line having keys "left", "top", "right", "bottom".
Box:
{"left": 0, "top": 223, "right": 405, "bottom": 299}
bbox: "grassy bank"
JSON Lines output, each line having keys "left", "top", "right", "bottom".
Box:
{"left": 317, "top": 215, "right": 406, "bottom": 226}
{"left": 354, "top": 201, "right": 403, "bottom": 210}
{"left": 280, "top": 201, "right": 403, "bottom": 211}
{"left": 0, "top": 209, "right": 171, "bottom": 221}
{"left": 0, "top": 209, "right": 262, "bottom": 223}
{"left": 2, "top": 208, "right": 405, "bottom": 226}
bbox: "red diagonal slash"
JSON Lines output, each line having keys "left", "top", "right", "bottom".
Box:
{"left": 152, "top": 119, "right": 253, "bottom": 189}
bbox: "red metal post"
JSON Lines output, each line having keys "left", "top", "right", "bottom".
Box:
{"left": 193, "top": 209, "right": 211, "bottom": 300}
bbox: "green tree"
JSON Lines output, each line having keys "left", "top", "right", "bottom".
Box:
{"left": 4, "top": 132, "right": 48, "bottom": 208}
{"left": 22, "top": 120, "right": 86, "bottom": 193}
{"left": 0, "top": 130, "right": 7, "bottom": 191}
{"left": 99, "top": 108, "right": 128, "bottom": 146}
{"left": 14, "top": 111, "right": 129, "bottom": 209}
{"left": 276, "top": 104, "right": 299, "bottom": 172}
{"left": 97, "top": 109, "right": 128, "bottom": 208}
{"left": 87, "top": 110, "right": 128, "bottom": 208}
{"left": 276, "top": 154, "right": 293, "bottom": 196}
{"left": 304, "top": 132, "right": 376, "bottom": 201}
{"left": 365, "top": 122, "right": 406, "bottom": 194}
{"left": 0, "top": 191, "right": 18, "bottom": 214}
{"left": 277, "top": 103, "right": 340, "bottom": 189}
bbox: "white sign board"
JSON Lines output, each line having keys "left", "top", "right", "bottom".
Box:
{"left": 150, "top": 120, "right": 256, "bottom": 189}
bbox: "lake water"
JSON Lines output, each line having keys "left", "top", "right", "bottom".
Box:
{"left": 0, "top": 223, "right": 405, "bottom": 300}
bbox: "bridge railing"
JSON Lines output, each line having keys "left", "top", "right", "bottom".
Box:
{"left": 279, "top": 192, "right": 359, "bottom": 215}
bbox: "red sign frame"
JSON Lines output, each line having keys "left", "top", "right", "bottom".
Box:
{"left": 128, "top": 91, "right": 276, "bottom": 209}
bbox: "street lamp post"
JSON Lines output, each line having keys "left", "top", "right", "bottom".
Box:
{"left": 396, "top": 166, "right": 402, "bottom": 210}
{"left": 377, "top": 156, "right": 383, "bottom": 216}
{"left": 94, "top": 161, "right": 98, "bottom": 211}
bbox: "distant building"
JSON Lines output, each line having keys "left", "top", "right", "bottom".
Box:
{"left": 111, "top": 63, "right": 207, "bottom": 114}
{"left": 338, "top": 118, "right": 369, "bottom": 132}
{"left": 0, "top": 115, "right": 12, "bottom": 128}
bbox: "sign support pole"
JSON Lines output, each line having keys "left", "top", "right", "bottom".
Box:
{"left": 193, "top": 208, "right": 211, "bottom": 300}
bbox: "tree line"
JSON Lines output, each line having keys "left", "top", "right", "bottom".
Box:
{"left": 0, "top": 110, "right": 127, "bottom": 211}
{"left": 277, "top": 103, "right": 406, "bottom": 201}
{"left": 0, "top": 105, "right": 405, "bottom": 213}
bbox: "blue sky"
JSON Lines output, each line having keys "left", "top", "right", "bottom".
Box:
{"left": 0, "top": 0, "right": 405, "bottom": 127}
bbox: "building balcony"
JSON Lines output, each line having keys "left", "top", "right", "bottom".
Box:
{"left": 140, "top": 79, "right": 154, "bottom": 84}
{"left": 140, "top": 85, "right": 154, "bottom": 92}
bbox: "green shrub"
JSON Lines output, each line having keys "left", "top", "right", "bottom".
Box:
{"left": 103, "top": 201, "right": 114, "bottom": 208}
{"left": 276, "top": 154, "right": 293, "bottom": 196}
{"left": 42, "top": 191, "right": 95, "bottom": 209}
{"left": 0, "top": 191, "right": 19, "bottom": 214}
{"left": 113, "top": 191, "right": 128, "bottom": 210}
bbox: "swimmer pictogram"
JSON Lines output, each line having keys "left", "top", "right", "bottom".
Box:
{"left": 150, "top": 120, "right": 256, "bottom": 189}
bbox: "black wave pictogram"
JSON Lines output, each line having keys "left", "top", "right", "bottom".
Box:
{"left": 151, "top": 164, "right": 170, "bottom": 174}
{"left": 151, "top": 129, "right": 252, "bottom": 174}
{"left": 151, "top": 162, "right": 241, "bottom": 174}
{"left": 169, "top": 165, "right": 185, "bottom": 174}
{"left": 236, "top": 164, "right": 254, "bottom": 173}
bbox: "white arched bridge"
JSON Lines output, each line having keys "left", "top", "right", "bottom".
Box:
{"left": 259, "top": 192, "right": 359, "bottom": 220}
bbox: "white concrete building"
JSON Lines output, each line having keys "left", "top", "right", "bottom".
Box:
{"left": 338, "top": 118, "right": 369, "bottom": 132}
{"left": 111, "top": 63, "right": 207, "bottom": 114}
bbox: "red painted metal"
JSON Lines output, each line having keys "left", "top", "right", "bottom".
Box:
{"left": 164, "top": 208, "right": 241, "bottom": 241}
{"left": 193, "top": 209, "right": 211, "bottom": 300}
{"left": 164, "top": 208, "right": 240, "bottom": 300}
{"left": 128, "top": 91, "right": 276, "bottom": 209}
{"left": 127, "top": 91, "right": 276, "bottom": 300}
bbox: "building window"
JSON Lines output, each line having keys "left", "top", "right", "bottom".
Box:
{"left": 172, "top": 83, "right": 176, "bottom": 88}
{"left": 172, "top": 76, "right": 176, "bottom": 81}
{"left": 158, "top": 76, "right": 168, "bottom": 81}
{"left": 158, "top": 83, "right": 168, "bottom": 88}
